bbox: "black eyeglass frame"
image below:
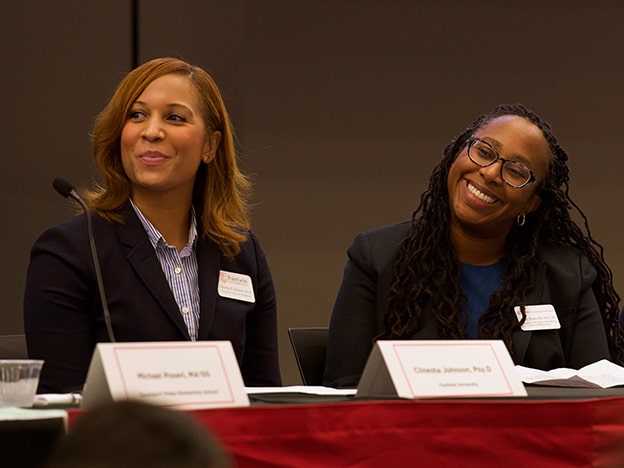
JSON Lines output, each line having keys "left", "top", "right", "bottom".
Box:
{"left": 466, "top": 137, "right": 536, "bottom": 188}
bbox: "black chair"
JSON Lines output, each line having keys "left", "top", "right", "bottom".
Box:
{"left": 0, "top": 334, "right": 28, "bottom": 359}
{"left": 287, "top": 327, "right": 328, "bottom": 386}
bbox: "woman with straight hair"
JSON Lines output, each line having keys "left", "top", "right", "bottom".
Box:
{"left": 25, "top": 57, "right": 281, "bottom": 392}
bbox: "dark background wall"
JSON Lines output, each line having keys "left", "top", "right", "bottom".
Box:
{"left": 3, "top": 1, "right": 623, "bottom": 385}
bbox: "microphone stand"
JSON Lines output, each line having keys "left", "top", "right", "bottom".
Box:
{"left": 52, "top": 178, "right": 116, "bottom": 342}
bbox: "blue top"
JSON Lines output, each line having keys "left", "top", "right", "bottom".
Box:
{"left": 460, "top": 262, "right": 503, "bottom": 338}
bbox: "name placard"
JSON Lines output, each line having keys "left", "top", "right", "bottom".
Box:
{"left": 356, "top": 340, "right": 527, "bottom": 399}
{"left": 81, "top": 341, "right": 249, "bottom": 410}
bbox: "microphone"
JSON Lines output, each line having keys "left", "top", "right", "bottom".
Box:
{"left": 52, "top": 178, "right": 116, "bottom": 342}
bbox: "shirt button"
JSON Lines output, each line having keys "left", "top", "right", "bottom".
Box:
{"left": 181, "top": 306, "right": 190, "bottom": 314}
{"left": 174, "top": 267, "right": 182, "bottom": 275}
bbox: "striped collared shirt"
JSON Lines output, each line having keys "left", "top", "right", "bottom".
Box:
{"left": 130, "top": 200, "right": 200, "bottom": 340}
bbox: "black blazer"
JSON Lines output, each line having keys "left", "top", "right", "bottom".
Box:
{"left": 324, "top": 221, "right": 610, "bottom": 388}
{"left": 24, "top": 206, "right": 281, "bottom": 392}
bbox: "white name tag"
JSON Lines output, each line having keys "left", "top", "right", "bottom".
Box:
{"left": 218, "top": 270, "right": 255, "bottom": 303}
{"left": 357, "top": 340, "right": 527, "bottom": 399}
{"left": 82, "top": 341, "right": 249, "bottom": 410}
{"left": 514, "top": 304, "right": 561, "bottom": 331}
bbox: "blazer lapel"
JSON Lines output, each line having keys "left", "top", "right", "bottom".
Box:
{"left": 116, "top": 207, "right": 190, "bottom": 339}
{"left": 196, "top": 237, "right": 221, "bottom": 339}
{"left": 511, "top": 262, "right": 548, "bottom": 364}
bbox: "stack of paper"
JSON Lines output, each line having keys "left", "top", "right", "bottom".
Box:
{"left": 515, "top": 359, "right": 624, "bottom": 388}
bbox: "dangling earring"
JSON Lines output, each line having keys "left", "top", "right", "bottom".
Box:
{"left": 516, "top": 213, "right": 526, "bottom": 227}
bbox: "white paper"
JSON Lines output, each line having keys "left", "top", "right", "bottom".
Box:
{"left": 0, "top": 407, "right": 68, "bottom": 421}
{"left": 515, "top": 359, "right": 624, "bottom": 388}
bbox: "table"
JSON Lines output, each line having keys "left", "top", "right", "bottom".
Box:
{"left": 0, "top": 408, "right": 66, "bottom": 467}
{"left": 66, "top": 388, "right": 624, "bottom": 467}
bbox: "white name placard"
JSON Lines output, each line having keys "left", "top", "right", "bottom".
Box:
{"left": 81, "top": 341, "right": 249, "bottom": 410}
{"left": 356, "top": 340, "right": 527, "bottom": 399}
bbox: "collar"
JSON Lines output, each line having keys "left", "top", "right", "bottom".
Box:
{"left": 129, "top": 199, "right": 198, "bottom": 251}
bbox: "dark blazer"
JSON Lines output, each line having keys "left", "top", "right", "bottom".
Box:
{"left": 324, "top": 220, "right": 610, "bottom": 388}
{"left": 24, "top": 206, "right": 281, "bottom": 392}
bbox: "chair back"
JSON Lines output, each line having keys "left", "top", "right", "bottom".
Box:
{"left": 0, "top": 334, "right": 28, "bottom": 359}
{"left": 287, "top": 327, "right": 328, "bottom": 386}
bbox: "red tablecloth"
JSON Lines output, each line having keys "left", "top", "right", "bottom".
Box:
{"left": 68, "top": 397, "right": 624, "bottom": 467}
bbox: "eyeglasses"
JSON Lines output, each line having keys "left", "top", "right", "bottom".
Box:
{"left": 466, "top": 137, "right": 536, "bottom": 188}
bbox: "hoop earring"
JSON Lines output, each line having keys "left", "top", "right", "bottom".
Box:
{"left": 516, "top": 213, "right": 526, "bottom": 227}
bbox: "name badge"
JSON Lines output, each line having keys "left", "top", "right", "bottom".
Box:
{"left": 514, "top": 304, "right": 561, "bottom": 331}
{"left": 218, "top": 270, "right": 255, "bottom": 303}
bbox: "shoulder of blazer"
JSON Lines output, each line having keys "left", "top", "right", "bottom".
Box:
{"left": 536, "top": 243, "right": 591, "bottom": 273}
{"left": 36, "top": 211, "right": 119, "bottom": 249}
{"left": 352, "top": 219, "right": 412, "bottom": 249}
{"left": 350, "top": 219, "right": 412, "bottom": 254}
{"left": 346, "top": 219, "right": 413, "bottom": 275}
{"left": 535, "top": 242, "right": 596, "bottom": 285}
{"left": 208, "top": 228, "right": 261, "bottom": 271}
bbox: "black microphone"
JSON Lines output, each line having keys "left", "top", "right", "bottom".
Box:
{"left": 52, "top": 177, "right": 116, "bottom": 342}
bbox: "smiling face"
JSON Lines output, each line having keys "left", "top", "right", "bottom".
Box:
{"left": 120, "top": 73, "right": 221, "bottom": 203}
{"left": 447, "top": 115, "right": 550, "bottom": 238}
